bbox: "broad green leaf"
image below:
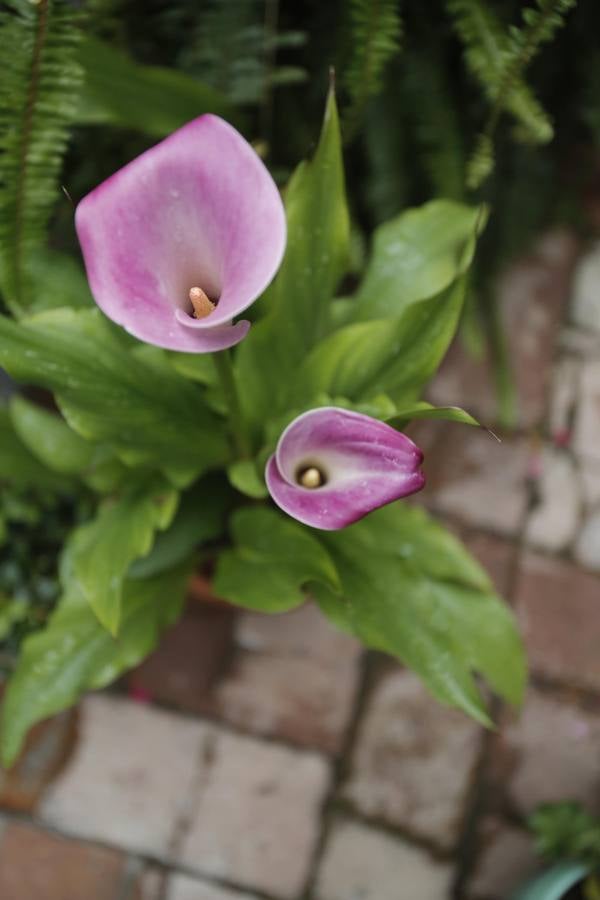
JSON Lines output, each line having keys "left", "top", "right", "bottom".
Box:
{"left": 69, "top": 478, "right": 179, "bottom": 634}
{"left": 128, "top": 476, "right": 233, "bottom": 579}
{"left": 10, "top": 395, "right": 95, "bottom": 474}
{"left": 25, "top": 250, "right": 93, "bottom": 313}
{"left": 0, "top": 309, "right": 229, "bottom": 479}
{"left": 0, "top": 407, "right": 72, "bottom": 493}
{"left": 213, "top": 506, "right": 341, "bottom": 612}
{"left": 76, "top": 36, "right": 233, "bottom": 136}
{"left": 0, "top": 561, "right": 191, "bottom": 766}
{"left": 226, "top": 460, "right": 268, "bottom": 499}
{"left": 386, "top": 402, "right": 480, "bottom": 429}
{"left": 312, "top": 504, "right": 526, "bottom": 725}
{"left": 510, "top": 862, "right": 589, "bottom": 900}
{"left": 294, "top": 278, "right": 467, "bottom": 407}
{"left": 237, "top": 88, "right": 350, "bottom": 427}
{"left": 351, "top": 200, "right": 486, "bottom": 321}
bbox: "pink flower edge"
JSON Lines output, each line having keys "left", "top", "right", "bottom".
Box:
{"left": 265, "top": 407, "right": 425, "bottom": 530}
{"left": 75, "top": 115, "right": 286, "bottom": 353}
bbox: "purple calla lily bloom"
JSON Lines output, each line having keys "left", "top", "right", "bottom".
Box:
{"left": 265, "top": 407, "right": 425, "bottom": 530}
{"left": 75, "top": 116, "right": 286, "bottom": 352}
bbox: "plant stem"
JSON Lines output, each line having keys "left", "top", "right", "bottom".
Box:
{"left": 212, "top": 350, "right": 251, "bottom": 459}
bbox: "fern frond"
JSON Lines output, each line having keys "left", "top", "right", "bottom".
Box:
{"left": 448, "top": 0, "right": 551, "bottom": 143}
{"left": 180, "top": 0, "right": 305, "bottom": 107}
{"left": 0, "top": 0, "right": 84, "bottom": 316}
{"left": 343, "top": 0, "right": 402, "bottom": 142}
{"left": 448, "top": 0, "right": 576, "bottom": 188}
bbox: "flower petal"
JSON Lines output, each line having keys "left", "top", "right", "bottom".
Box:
{"left": 75, "top": 115, "right": 286, "bottom": 352}
{"left": 265, "top": 407, "right": 425, "bottom": 530}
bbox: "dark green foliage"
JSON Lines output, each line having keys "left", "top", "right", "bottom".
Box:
{"left": 342, "top": 0, "right": 402, "bottom": 141}
{"left": 0, "top": 0, "right": 84, "bottom": 315}
{"left": 401, "top": 49, "right": 466, "bottom": 201}
{"left": 0, "top": 487, "right": 86, "bottom": 677}
{"left": 178, "top": 0, "right": 306, "bottom": 109}
{"left": 447, "top": 0, "right": 576, "bottom": 187}
{"left": 530, "top": 803, "right": 600, "bottom": 868}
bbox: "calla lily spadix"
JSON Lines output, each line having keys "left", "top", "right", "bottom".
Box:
{"left": 265, "top": 407, "right": 425, "bottom": 530}
{"left": 75, "top": 115, "right": 286, "bottom": 352}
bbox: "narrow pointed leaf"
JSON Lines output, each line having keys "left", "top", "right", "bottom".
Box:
{"left": 0, "top": 309, "right": 230, "bottom": 477}
{"left": 312, "top": 504, "right": 526, "bottom": 724}
{"left": 0, "top": 561, "right": 191, "bottom": 767}
{"left": 69, "top": 479, "right": 179, "bottom": 633}
{"left": 351, "top": 200, "right": 486, "bottom": 321}
{"left": 237, "top": 88, "right": 350, "bottom": 426}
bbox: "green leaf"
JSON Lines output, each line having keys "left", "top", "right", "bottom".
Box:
{"left": 0, "top": 560, "right": 191, "bottom": 767}
{"left": 351, "top": 200, "right": 486, "bottom": 321}
{"left": 386, "top": 402, "right": 480, "bottom": 430}
{"left": 294, "top": 277, "right": 467, "bottom": 407}
{"left": 10, "top": 395, "right": 95, "bottom": 475}
{"left": 213, "top": 506, "right": 341, "bottom": 612}
{"left": 76, "top": 36, "right": 233, "bottom": 136}
{"left": 25, "top": 249, "right": 93, "bottom": 313}
{"left": 312, "top": 504, "right": 526, "bottom": 725}
{"left": 128, "top": 476, "right": 233, "bottom": 579}
{"left": 237, "top": 88, "right": 350, "bottom": 428}
{"left": 0, "top": 308, "right": 229, "bottom": 480}
{"left": 510, "top": 862, "right": 589, "bottom": 900}
{"left": 0, "top": 406, "right": 72, "bottom": 493}
{"left": 227, "top": 460, "right": 268, "bottom": 499}
{"left": 69, "top": 478, "right": 179, "bottom": 634}
{"left": 0, "top": 596, "right": 27, "bottom": 641}
{"left": 529, "top": 802, "right": 600, "bottom": 868}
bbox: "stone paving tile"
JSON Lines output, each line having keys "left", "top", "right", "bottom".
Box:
{"left": 429, "top": 229, "right": 578, "bottom": 429}
{"left": 420, "top": 425, "right": 529, "bottom": 537}
{"left": 0, "top": 821, "right": 127, "bottom": 900}
{"left": 573, "top": 359, "right": 600, "bottom": 465}
{"left": 571, "top": 240, "right": 600, "bottom": 332}
{"left": 167, "top": 874, "right": 260, "bottom": 900}
{"left": 315, "top": 817, "right": 454, "bottom": 900}
{"left": 524, "top": 447, "right": 581, "bottom": 553}
{"left": 129, "top": 602, "right": 236, "bottom": 715}
{"left": 574, "top": 508, "right": 600, "bottom": 572}
{"left": 549, "top": 356, "right": 580, "bottom": 443}
{"left": 515, "top": 552, "right": 600, "bottom": 691}
{"left": 177, "top": 729, "right": 330, "bottom": 899}
{"left": 234, "top": 602, "right": 360, "bottom": 663}
{"left": 209, "top": 650, "right": 360, "bottom": 754}
{"left": 467, "top": 818, "right": 540, "bottom": 900}
{"left": 459, "top": 529, "right": 517, "bottom": 597}
{"left": 202, "top": 603, "right": 362, "bottom": 754}
{"left": 495, "top": 686, "right": 600, "bottom": 816}
{"left": 343, "top": 668, "right": 481, "bottom": 852}
{"left": 559, "top": 325, "right": 600, "bottom": 358}
{"left": 39, "top": 694, "right": 209, "bottom": 858}
{"left": 580, "top": 462, "right": 600, "bottom": 508}
{"left": 126, "top": 865, "right": 164, "bottom": 900}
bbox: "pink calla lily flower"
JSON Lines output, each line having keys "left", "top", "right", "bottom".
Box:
{"left": 265, "top": 407, "right": 425, "bottom": 530}
{"left": 75, "top": 115, "right": 286, "bottom": 352}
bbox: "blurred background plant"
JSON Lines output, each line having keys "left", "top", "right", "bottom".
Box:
{"left": 510, "top": 803, "right": 600, "bottom": 899}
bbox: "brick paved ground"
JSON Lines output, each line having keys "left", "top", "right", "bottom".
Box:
{"left": 0, "top": 229, "right": 599, "bottom": 899}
